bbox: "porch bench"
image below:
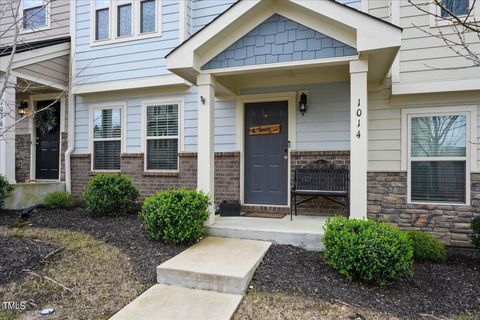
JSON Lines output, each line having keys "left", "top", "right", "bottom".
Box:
{"left": 290, "top": 159, "right": 349, "bottom": 220}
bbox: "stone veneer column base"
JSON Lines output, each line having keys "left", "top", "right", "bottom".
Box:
{"left": 367, "top": 171, "right": 480, "bottom": 247}
{"left": 15, "top": 134, "right": 32, "bottom": 183}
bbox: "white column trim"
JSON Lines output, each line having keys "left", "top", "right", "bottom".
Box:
{"left": 0, "top": 74, "right": 17, "bottom": 183}
{"left": 197, "top": 74, "right": 216, "bottom": 225}
{"left": 349, "top": 57, "right": 369, "bottom": 219}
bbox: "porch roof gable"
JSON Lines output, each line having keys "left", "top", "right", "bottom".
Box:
{"left": 166, "top": 0, "right": 402, "bottom": 86}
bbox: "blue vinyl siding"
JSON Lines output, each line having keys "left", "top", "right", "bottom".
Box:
{"left": 191, "top": 0, "right": 237, "bottom": 33}
{"left": 74, "top": 90, "right": 236, "bottom": 154}
{"left": 336, "top": 0, "right": 362, "bottom": 10}
{"left": 202, "top": 14, "right": 357, "bottom": 70}
{"left": 74, "top": 0, "right": 180, "bottom": 85}
{"left": 241, "top": 82, "right": 351, "bottom": 151}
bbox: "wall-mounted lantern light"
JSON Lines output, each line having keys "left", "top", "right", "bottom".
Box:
{"left": 18, "top": 101, "right": 28, "bottom": 117}
{"left": 298, "top": 92, "right": 308, "bottom": 116}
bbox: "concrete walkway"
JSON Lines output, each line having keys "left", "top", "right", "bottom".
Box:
{"left": 110, "top": 237, "right": 271, "bottom": 320}
{"left": 207, "top": 215, "right": 326, "bottom": 251}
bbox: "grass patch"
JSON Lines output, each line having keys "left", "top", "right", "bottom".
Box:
{"left": 0, "top": 227, "right": 144, "bottom": 319}
{"left": 234, "top": 292, "right": 398, "bottom": 320}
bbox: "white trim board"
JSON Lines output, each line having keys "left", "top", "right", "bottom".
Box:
{"left": 88, "top": 102, "right": 127, "bottom": 172}
{"left": 140, "top": 96, "right": 185, "bottom": 173}
{"left": 236, "top": 91, "right": 297, "bottom": 206}
{"left": 393, "top": 79, "right": 480, "bottom": 96}
{"left": 89, "top": 0, "right": 163, "bottom": 47}
{"left": 28, "top": 93, "right": 66, "bottom": 182}
{"left": 73, "top": 75, "right": 191, "bottom": 95}
{"left": 401, "top": 106, "right": 477, "bottom": 206}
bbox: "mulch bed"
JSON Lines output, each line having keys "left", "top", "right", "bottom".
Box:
{"left": 0, "top": 208, "right": 188, "bottom": 287}
{"left": 0, "top": 237, "right": 61, "bottom": 285}
{"left": 250, "top": 244, "right": 480, "bottom": 319}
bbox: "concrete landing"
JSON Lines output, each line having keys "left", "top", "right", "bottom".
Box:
{"left": 109, "top": 284, "right": 242, "bottom": 320}
{"left": 157, "top": 237, "right": 271, "bottom": 294}
{"left": 207, "top": 215, "right": 326, "bottom": 251}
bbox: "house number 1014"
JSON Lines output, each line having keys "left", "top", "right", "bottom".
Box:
{"left": 356, "top": 98, "right": 362, "bottom": 139}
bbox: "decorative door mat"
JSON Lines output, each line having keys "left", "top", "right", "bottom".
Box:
{"left": 243, "top": 212, "right": 286, "bottom": 219}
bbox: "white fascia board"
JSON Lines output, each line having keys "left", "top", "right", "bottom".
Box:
{"left": 11, "top": 70, "right": 67, "bottom": 91}
{"left": 291, "top": 0, "right": 402, "bottom": 51}
{"left": 0, "top": 42, "right": 71, "bottom": 71}
{"left": 73, "top": 75, "right": 192, "bottom": 95}
{"left": 166, "top": 0, "right": 262, "bottom": 70}
{"left": 392, "top": 78, "right": 480, "bottom": 95}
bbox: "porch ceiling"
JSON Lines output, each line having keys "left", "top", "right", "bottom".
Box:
{"left": 166, "top": 0, "right": 402, "bottom": 88}
{"left": 214, "top": 63, "right": 350, "bottom": 96}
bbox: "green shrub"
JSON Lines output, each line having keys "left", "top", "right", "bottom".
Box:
{"left": 44, "top": 192, "right": 74, "bottom": 209}
{"left": 323, "top": 216, "right": 414, "bottom": 286}
{"left": 139, "top": 189, "right": 210, "bottom": 244}
{"left": 0, "top": 175, "right": 14, "bottom": 209}
{"left": 407, "top": 231, "right": 447, "bottom": 263}
{"left": 472, "top": 216, "right": 480, "bottom": 248}
{"left": 83, "top": 174, "right": 139, "bottom": 216}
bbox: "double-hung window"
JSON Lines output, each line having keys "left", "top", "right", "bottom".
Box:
{"left": 117, "top": 1, "right": 133, "bottom": 37}
{"left": 408, "top": 113, "right": 469, "bottom": 204}
{"left": 93, "top": 0, "right": 160, "bottom": 44}
{"left": 145, "top": 103, "right": 179, "bottom": 171}
{"left": 22, "top": 0, "right": 48, "bottom": 30}
{"left": 92, "top": 107, "right": 122, "bottom": 170}
{"left": 140, "top": 0, "right": 156, "bottom": 33}
{"left": 440, "top": 0, "right": 469, "bottom": 17}
{"left": 95, "top": 0, "right": 110, "bottom": 40}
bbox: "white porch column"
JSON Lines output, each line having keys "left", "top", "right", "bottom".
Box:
{"left": 197, "top": 74, "right": 215, "bottom": 225}
{"left": 349, "top": 58, "right": 368, "bottom": 219}
{"left": 0, "top": 73, "right": 16, "bottom": 183}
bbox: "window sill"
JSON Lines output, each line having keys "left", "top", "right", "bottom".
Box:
{"left": 20, "top": 25, "right": 51, "bottom": 34}
{"left": 90, "top": 31, "right": 162, "bottom": 47}
{"left": 89, "top": 170, "right": 121, "bottom": 176}
{"left": 408, "top": 201, "right": 469, "bottom": 207}
{"left": 143, "top": 171, "right": 179, "bottom": 177}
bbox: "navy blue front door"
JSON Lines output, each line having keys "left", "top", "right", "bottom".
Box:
{"left": 244, "top": 101, "right": 288, "bottom": 205}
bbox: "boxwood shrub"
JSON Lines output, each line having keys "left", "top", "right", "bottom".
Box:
{"left": 407, "top": 231, "right": 447, "bottom": 263}
{"left": 83, "top": 174, "right": 139, "bottom": 216}
{"left": 139, "top": 189, "right": 210, "bottom": 244}
{"left": 323, "top": 216, "right": 414, "bottom": 286}
{"left": 0, "top": 175, "right": 14, "bottom": 209}
{"left": 472, "top": 216, "right": 480, "bottom": 248}
{"left": 44, "top": 191, "right": 74, "bottom": 209}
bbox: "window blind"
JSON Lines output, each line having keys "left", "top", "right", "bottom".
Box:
{"left": 141, "top": 0, "right": 156, "bottom": 33}
{"left": 93, "top": 108, "right": 122, "bottom": 170}
{"left": 410, "top": 114, "right": 467, "bottom": 203}
{"left": 146, "top": 104, "right": 179, "bottom": 170}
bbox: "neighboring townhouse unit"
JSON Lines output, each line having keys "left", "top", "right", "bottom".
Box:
{"left": 1, "top": 0, "right": 479, "bottom": 248}
{"left": 0, "top": 0, "right": 71, "bottom": 207}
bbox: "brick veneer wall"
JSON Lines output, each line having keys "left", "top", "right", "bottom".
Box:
{"left": 15, "top": 134, "right": 31, "bottom": 182}
{"left": 70, "top": 152, "right": 240, "bottom": 204}
{"left": 290, "top": 150, "right": 350, "bottom": 216}
{"left": 367, "top": 172, "right": 480, "bottom": 247}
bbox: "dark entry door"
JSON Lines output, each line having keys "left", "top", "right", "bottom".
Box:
{"left": 36, "top": 100, "right": 60, "bottom": 180}
{"left": 244, "top": 101, "right": 288, "bottom": 205}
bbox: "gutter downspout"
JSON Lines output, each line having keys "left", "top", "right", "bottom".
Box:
{"left": 65, "top": 0, "right": 76, "bottom": 193}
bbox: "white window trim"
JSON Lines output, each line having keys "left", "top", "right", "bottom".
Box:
{"left": 90, "top": 0, "right": 162, "bottom": 47}
{"left": 20, "top": 0, "right": 51, "bottom": 34}
{"left": 115, "top": 1, "right": 134, "bottom": 39}
{"left": 141, "top": 98, "right": 184, "bottom": 173}
{"left": 401, "top": 106, "right": 478, "bottom": 206}
{"left": 88, "top": 102, "right": 127, "bottom": 172}
{"left": 429, "top": 0, "right": 480, "bottom": 27}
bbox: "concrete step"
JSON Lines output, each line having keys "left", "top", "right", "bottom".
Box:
{"left": 206, "top": 215, "right": 326, "bottom": 251}
{"left": 157, "top": 237, "right": 271, "bottom": 295}
{"left": 109, "top": 284, "right": 242, "bottom": 320}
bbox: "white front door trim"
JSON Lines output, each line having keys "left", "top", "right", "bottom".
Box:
{"left": 29, "top": 93, "right": 66, "bottom": 182}
{"left": 236, "top": 91, "right": 297, "bottom": 207}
